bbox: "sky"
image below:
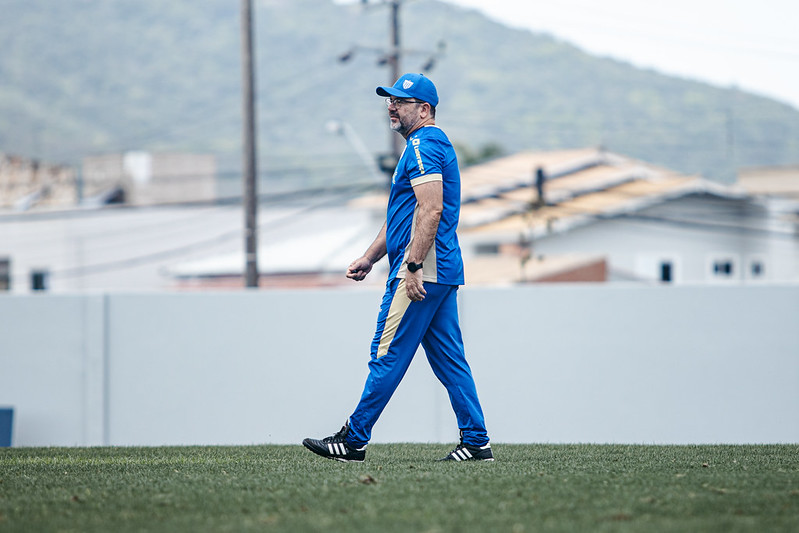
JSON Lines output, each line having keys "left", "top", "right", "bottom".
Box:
{"left": 443, "top": 0, "right": 799, "bottom": 110}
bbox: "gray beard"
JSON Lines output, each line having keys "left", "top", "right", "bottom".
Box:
{"left": 389, "top": 118, "right": 403, "bottom": 134}
{"left": 390, "top": 117, "right": 411, "bottom": 136}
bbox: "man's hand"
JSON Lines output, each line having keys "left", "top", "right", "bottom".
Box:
{"left": 405, "top": 268, "right": 427, "bottom": 301}
{"left": 346, "top": 256, "right": 374, "bottom": 281}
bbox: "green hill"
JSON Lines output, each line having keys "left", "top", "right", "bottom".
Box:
{"left": 1, "top": 0, "right": 797, "bottom": 183}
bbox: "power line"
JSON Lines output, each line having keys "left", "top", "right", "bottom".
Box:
{"left": 614, "top": 212, "right": 798, "bottom": 239}
{"left": 503, "top": 190, "right": 799, "bottom": 240}
{"left": 34, "top": 184, "right": 381, "bottom": 281}
{"left": 2, "top": 183, "right": 387, "bottom": 280}
{"left": 338, "top": 0, "right": 446, "bottom": 171}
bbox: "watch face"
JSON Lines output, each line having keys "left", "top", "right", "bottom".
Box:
{"left": 408, "top": 262, "right": 422, "bottom": 273}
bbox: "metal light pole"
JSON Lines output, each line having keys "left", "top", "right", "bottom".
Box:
{"left": 241, "top": 0, "right": 259, "bottom": 288}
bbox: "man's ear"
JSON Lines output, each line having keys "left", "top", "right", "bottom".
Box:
{"left": 421, "top": 102, "right": 431, "bottom": 118}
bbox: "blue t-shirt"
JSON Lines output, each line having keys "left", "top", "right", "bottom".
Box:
{"left": 385, "top": 125, "right": 464, "bottom": 285}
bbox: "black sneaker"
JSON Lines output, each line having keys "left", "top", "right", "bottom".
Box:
{"left": 302, "top": 422, "right": 366, "bottom": 462}
{"left": 440, "top": 433, "right": 494, "bottom": 462}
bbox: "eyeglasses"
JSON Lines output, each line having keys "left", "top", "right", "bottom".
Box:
{"left": 385, "top": 98, "right": 423, "bottom": 108}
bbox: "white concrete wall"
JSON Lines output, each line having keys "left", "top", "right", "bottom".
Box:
{"left": 0, "top": 295, "right": 105, "bottom": 445}
{"left": 1, "top": 285, "right": 797, "bottom": 447}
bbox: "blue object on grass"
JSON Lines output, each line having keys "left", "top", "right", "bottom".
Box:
{"left": 0, "top": 408, "right": 13, "bottom": 447}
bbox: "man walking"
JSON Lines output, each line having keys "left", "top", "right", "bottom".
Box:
{"left": 302, "top": 73, "right": 492, "bottom": 462}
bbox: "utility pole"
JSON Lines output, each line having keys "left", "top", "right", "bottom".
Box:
{"left": 241, "top": 0, "right": 259, "bottom": 288}
{"left": 387, "top": 0, "right": 402, "bottom": 164}
{"left": 341, "top": 1, "right": 444, "bottom": 178}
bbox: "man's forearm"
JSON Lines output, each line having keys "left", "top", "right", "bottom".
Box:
{"left": 365, "top": 222, "right": 388, "bottom": 263}
{"left": 407, "top": 181, "right": 444, "bottom": 265}
{"left": 408, "top": 203, "right": 441, "bottom": 264}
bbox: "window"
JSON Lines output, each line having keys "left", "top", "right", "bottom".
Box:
{"left": 746, "top": 258, "right": 767, "bottom": 281}
{"left": 635, "top": 254, "right": 679, "bottom": 283}
{"left": 711, "top": 258, "right": 735, "bottom": 279}
{"left": 713, "top": 260, "right": 733, "bottom": 276}
{"left": 475, "top": 243, "right": 500, "bottom": 255}
{"left": 707, "top": 255, "right": 741, "bottom": 282}
{"left": 659, "top": 261, "right": 672, "bottom": 283}
{"left": 0, "top": 257, "right": 9, "bottom": 291}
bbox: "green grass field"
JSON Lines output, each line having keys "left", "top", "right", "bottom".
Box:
{"left": 1, "top": 444, "right": 797, "bottom": 532}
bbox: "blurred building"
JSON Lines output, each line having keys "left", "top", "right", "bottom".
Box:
{"left": 0, "top": 151, "right": 217, "bottom": 212}
{"left": 0, "top": 199, "right": 383, "bottom": 293}
{"left": 738, "top": 165, "right": 799, "bottom": 199}
{"left": 2, "top": 148, "right": 797, "bottom": 293}
{"left": 456, "top": 149, "right": 798, "bottom": 284}
{"left": 82, "top": 152, "right": 216, "bottom": 206}
{"left": 355, "top": 148, "right": 798, "bottom": 284}
{"left": 0, "top": 153, "right": 76, "bottom": 210}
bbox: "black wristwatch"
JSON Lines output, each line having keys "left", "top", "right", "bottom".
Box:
{"left": 406, "top": 261, "right": 423, "bottom": 273}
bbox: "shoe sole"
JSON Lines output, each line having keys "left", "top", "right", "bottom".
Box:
{"left": 440, "top": 452, "right": 495, "bottom": 462}
{"left": 441, "top": 457, "right": 495, "bottom": 462}
{"left": 302, "top": 440, "right": 365, "bottom": 463}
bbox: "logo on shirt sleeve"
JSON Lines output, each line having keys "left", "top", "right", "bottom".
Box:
{"left": 412, "top": 138, "right": 425, "bottom": 175}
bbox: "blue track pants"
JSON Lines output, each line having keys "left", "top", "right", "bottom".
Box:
{"left": 347, "top": 277, "right": 489, "bottom": 447}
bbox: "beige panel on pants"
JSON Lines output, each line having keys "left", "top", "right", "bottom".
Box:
{"left": 376, "top": 278, "right": 413, "bottom": 358}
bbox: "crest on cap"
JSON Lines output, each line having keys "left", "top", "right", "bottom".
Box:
{"left": 376, "top": 73, "right": 439, "bottom": 107}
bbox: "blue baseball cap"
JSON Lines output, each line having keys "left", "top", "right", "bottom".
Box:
{"left": 376, "top": 73, "right": 439, "bottom": 107}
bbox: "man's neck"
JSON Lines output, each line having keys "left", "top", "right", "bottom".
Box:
{"left": 404, "top": 118, "right": 436, "bottom": 139}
